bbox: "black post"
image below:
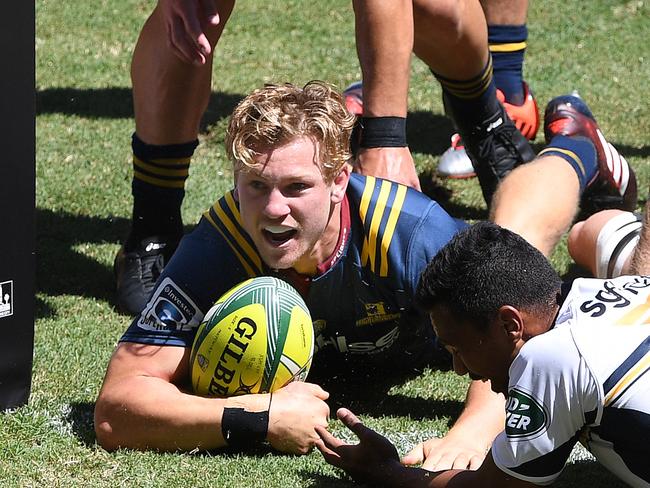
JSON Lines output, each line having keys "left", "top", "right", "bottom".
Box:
{"left": 0, "top": 1, "right": 35, "bottom": 409}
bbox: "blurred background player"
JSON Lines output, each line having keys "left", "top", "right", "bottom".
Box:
{"left": 437, "top": 0, "right": 539, "bottom": 179}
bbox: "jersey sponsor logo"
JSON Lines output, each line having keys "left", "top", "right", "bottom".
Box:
{"left": 505, "top": 388, "right": 549, "bottom": 440}
{"left": 137, "top": 277, "right": 201, "bottom": 332}
{"left": 315, "top": 326, "right": 400, "bottom": 354}
{"left": 579, "top": 276, "right": 650, "bottom": 318}
{"left": 356, "top": 302, "right": 401, "bottom": 327}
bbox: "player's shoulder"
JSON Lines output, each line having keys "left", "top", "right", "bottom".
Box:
{"left": 346, "top": 173, "right": 463, "bottom": 236}
{"left": 515, "top": 325, "right": 579, "bottom": 374}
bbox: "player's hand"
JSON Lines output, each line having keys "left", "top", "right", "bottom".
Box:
{"left": 316, "top": 408, "right": 403, "bottom": 485}
{"left": 266, "top": 382, "right": 330, "bottom": 455}
{"left": 401, "top": 433, "right": 487, "bottom": 471}
{"left": 159, "top": 0, "right": 220, "bottom": 65}
{"left": 355, "top": 147, "right": 421, "bottom": 191}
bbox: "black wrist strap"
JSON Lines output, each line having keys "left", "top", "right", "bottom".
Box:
{"left": 359, "top": 116, "right": 407, "bottom": 148}
{"left": 221, "top": 407, "right": 269, "bottom": 448}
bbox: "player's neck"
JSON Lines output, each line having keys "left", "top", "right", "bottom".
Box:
{"left": 293, "top": 200, "right": 343, "bottom": 276}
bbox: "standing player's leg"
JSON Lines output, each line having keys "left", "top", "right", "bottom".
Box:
{"left": 491, "top": 94, "right": 637, "bottom": 256}
{"left": 115, "top": 0, "right": 236, "bottom": 315}
{"left": 412, "top": 0, "right": 535, "bottom": 206}
{"left": 437, "top": 0, "right": 539, "bottom": 179}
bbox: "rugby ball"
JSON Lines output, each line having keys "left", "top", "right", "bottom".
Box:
{"left": 190, "top": 276, "right": 314, "bottom": 397}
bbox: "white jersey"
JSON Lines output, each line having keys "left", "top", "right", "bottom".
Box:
{"left": 492, "top": 275, "right": 650, "bottom": 487}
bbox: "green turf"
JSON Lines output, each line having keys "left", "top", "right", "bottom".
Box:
{"left": 18, "top": 0, "right": 650, "bottom": 485}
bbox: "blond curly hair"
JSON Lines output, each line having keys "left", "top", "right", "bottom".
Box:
{"left": 226, "top": 81, "right": 356, "bottom": 182}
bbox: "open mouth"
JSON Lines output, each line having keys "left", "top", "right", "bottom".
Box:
{"left": 263, "top": 225, "right": 298, "bottom": 245}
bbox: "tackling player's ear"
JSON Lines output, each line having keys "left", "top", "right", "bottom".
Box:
{"left": 330, "top": 164, "right": 351, "bottom": 204}
{"left": 497, "top": 305, "right": 525, "bottom": 344}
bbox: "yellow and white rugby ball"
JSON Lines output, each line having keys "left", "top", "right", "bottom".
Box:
{"left": 190, "top": 276, "right": 314, "bottom": 397}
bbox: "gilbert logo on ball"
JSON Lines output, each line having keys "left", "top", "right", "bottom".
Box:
{"left": 190, "top": 276, "right": 314, "bottom": 397}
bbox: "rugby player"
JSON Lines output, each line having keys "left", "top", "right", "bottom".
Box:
{"left": 317, "top": 221, "right": 650, "bottom": 487}
{"left": 115, "top": 0, "right": 537, "bottom": 316}
{"left": 438, "top": 0, "right": 539, "bottom": 179}
{"left": 96, "top": 81, "right": 634, "bottom": 467}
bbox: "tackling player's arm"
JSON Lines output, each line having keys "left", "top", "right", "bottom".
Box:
{"left": 94, "top": 342, "right": 330, "bottom": 453}
{"left": 352, "top": 0, "right": 420, "bottom": 190}
{"left": 403, "top": 379, "right": 506, "bottom": 470}
{"left": 317, "top": 408, "right": 533, "bottom": 487}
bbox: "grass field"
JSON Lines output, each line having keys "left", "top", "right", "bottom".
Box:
{"left": 15, "top": 0, "right": 650, "bottom": 485}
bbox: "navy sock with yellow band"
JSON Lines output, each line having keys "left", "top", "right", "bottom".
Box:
{"left": 489, "top": 24, "right": 528, "bottom": 106}
{"left": 539, "top": 135, "right": 599, "bottom": 192}
{"left": 433, "top": 56, "right": 500, "bottom": 129}
{"left": 127, "top": 133, "right": 198, "bottom": 251}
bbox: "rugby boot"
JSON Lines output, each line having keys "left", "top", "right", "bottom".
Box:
{"left": 444, "top": 92, "right": 536, "bottom": 206}
{"left": 544, "top": 93, "right": 637, "bottom": 213}
{"left": 343, "top": 81, "right": 364, "bottom": 116}
{"left": 438, "top": 83, "right": 539, "bottom": 179}
{"left": 114, "top": 234, "right": 180, "bottom": 315}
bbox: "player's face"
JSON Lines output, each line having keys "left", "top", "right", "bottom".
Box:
{"left": 236, "top": 136, "right": 349, "bottom": 274}
{"left": 430, "top": 305, "right": 513, "bottom": 394}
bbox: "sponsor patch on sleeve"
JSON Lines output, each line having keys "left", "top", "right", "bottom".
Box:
{"left": 136, "top": 277, "right": 202, "bottom": 332}
{"left": 505, "top": 387, "right": 549, "bottom": 440}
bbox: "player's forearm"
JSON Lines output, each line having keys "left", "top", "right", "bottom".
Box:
{"left": 95, "top": 374, "right": 269, "bottom": 452}
{"left": 447, "top": 380, "right": 505, "bottom": 451}
{"left": 352, "top": 0, "right": 412, "bottom": 117}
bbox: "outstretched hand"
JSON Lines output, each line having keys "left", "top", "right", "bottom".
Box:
{"left": 401, "top": 434, "right": 487, "bottom": 471}
{"left": 316, "top": 408, "right": 403, "bottom": 485}
{"left": 159, "top": 0, "right": 221, "bottom": 65}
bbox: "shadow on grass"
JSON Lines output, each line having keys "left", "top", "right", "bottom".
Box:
{"left": 298, "top": 471, "right": 357, "bottom": 488}
{"left": 554, "top": 460, "right": 627, "bottom": 488}
{"left": 36, "top": 86, "right": 650, "bottom": 162}
{"left": 67, "top": 401, "right": 97, "bottom": 447}
{"left": 36, "top": 208, "right": 129, "bottom": 314}
{"left": 36, "top": 87, "right": 244, "bottom": 131}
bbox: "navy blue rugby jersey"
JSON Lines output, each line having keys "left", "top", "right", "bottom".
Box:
{"left": 121, "top": 173, "right": 466, "bottom": 362}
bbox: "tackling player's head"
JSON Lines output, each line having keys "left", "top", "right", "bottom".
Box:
{"left": 226, "top": 81, "right": 355, "bottom": 183}
{"left": 416, "top": 222, "right": 562, "bottom": 392}
{"left": 417, "top": 222, "right": 561, "bottom": 328}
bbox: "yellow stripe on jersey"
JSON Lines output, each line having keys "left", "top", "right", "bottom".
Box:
{"left": 224, "top": 191, "right": 243, "bottom": 227}
{"left": 359, "top": 176, "right": 375, "bottom": 222}
{"left": 604, "top": 351, "right": 650, "bottom": 406}
{"left": 360, "top": 178, "right": 399, "bottom": 275}
{"left": 203, "top": 210, "right": 257, "bottom": 278}
{"left": 615, "top": 294, "right": 650, "bottom": 326}
{"left": 359, "top": 176, "right": 376, "bottom": 267}
{"left": 489, "top": 41, "right": 527, "bottom": 53}
{"left": 379, "top": 184, "right": 407, "bottom": 277}
{"left": 203, "top": 198, "right": 263, "bottom": 275}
